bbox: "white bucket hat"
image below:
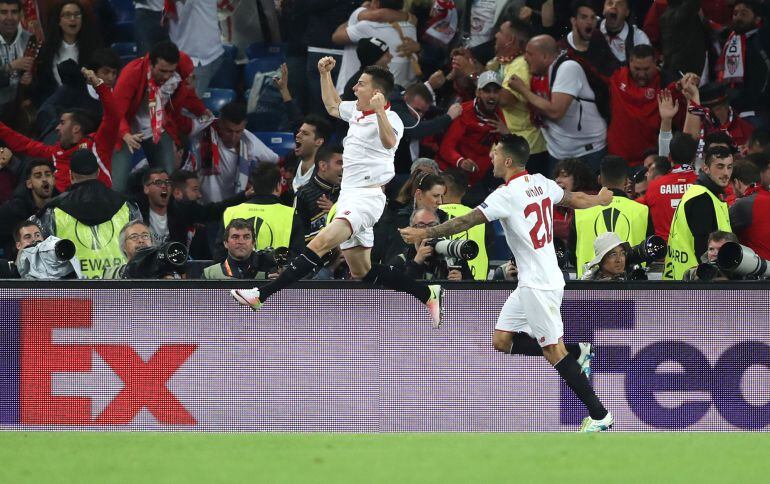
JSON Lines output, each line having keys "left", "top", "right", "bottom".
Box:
{"left": 585, "top": 232, "right": 630, "bottom": 271}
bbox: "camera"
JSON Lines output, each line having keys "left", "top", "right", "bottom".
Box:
{"left": 270, "top": 246, "right": 290, "bottom": 267}
{"left": 625, "top": 235, "right": 666, "bottom": 280}
{"left": 626, "top": 235, "right": 666, "bottom": 266}
{"left": 717, "top": 242, "right": 770, "bottom": 279}
{"left": 425, "top": 238, "right": 479, "bottom": 261}
{"left": 17, "top": 236, "right": 80, "bottom": 279}
{"left": 124, "top": 242, "right": 188, "bottom": 278}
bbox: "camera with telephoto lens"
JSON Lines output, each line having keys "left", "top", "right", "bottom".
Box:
{"left": 123, "top": 242, "right": 188, "bottom": 278}
{"left": 425, "top": 238, "right": 479, "bottom": 261}
{"left": 625, "top": 235, "right": 667, "bottom": 280}
{"left": 17, "top": 236, "right": 79, "bottom": 279}
{"left": 716, "top": 242, "right": 770, "bottom": 280}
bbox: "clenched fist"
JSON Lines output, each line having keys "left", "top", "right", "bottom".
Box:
{"left": 318, "top": 56, "right": 336, "bottom": 74}
{"left": 370, "top": 92, "right": 387, "bottom": 111}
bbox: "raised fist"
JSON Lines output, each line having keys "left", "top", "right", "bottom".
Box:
{"left": 318, "top": 56, "right": 336, "bottom": 74}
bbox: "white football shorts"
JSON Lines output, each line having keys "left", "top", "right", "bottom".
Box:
{"left": 334, "top": 187, "right": 387, "bottom": 250}
{"left": 495, "top": 286, "right": 565, "bottom": 347}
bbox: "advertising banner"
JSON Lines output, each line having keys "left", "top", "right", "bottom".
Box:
{"left": 1, "top": 287, "right": 768, "bottom": 431}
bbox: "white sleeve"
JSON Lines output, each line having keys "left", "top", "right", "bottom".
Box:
{"left": 338, "top": 101, "right": 357, "bottom": 122}
{"left": 349, "top": 6, "right": 365, "bottom": 26}
{"left": 634, "top": 27, "right": 651, "bottom": 46}
{"left": 477, "top": 188, "right": 511, "bottom": 222}
{"left": 546, "top": 178, "right": 565, "bottom": 205}
{"left": 387, "top": 110, "right": 404, "bottom": 141}
{"left": 551, "top": 61, "right": 584, "bottom": 97}
{"left": 347, "top": 21, "right": 373, "bottom": 43}
{"left": 246, "top": 131, "right": 279, "bottom": 163}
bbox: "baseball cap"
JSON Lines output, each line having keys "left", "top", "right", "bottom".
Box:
{"left": 356, "top": 37, "right": 390, "bottom": 67}
{"left": 70, "top": 149, "right": 99, "bottom": 175}
{"left": 477, "top": 70, "right": 503, "bottom": 89}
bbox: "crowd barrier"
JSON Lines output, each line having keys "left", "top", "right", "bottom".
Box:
{"left": 1, "top": 281, "right": 768, "bottom": 431}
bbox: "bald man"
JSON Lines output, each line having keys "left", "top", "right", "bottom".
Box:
{"left": 507, "top": 35, "right": 608, "bottom": 176}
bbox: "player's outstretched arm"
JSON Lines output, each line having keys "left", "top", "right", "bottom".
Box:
{"left": 400, "top": 208, "right": 487, "bottom": 243}
{"left": 559, "top": 187, "right": 613, "bottom": 209}
{"left": 318, "top": 56, "right": 342, "bottom": 118}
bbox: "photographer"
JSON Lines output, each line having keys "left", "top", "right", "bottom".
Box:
{"left": 1, "top": 220, "right": 43, "bottom": 278}
{"left": 202, "top": 219, "right": 279, "bottom": 280}
{"left": 683, "top": 231, "right": 740, "bottom": 281}
{"left": 388, "top": 208, "right": 473, "bottom": 281}
{"left": 13, "top": 220, "right": 81, "bottom": 280}
{"left": 103, "top": 221, "right": 154, "bottom": 279}
{"left": 581, "top": 232, "right": 630, "bottom": 281}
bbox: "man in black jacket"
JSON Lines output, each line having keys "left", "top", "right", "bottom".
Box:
{"left": 294, "top": 145, "right": 343, "bottom": 244}
{"left": 390, "top": 82, "right": 462, "bottom": 175}
{"left": 0, "top": 160, "right": 57, "bottom": 258}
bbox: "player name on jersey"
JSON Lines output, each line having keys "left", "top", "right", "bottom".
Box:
{"left": 658, "top": 183, "right": 693, "bottom": 195}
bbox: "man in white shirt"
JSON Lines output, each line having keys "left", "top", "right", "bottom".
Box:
{"left": 0, "top": 0, "right": 33, "bottom": 105}
{"left": 291, "top": 114, "right": 332, "bottom": 194}
{"left": 332, "top": 0, "right": 417, "bottom": 90}
{"left": 508, "top": 35, "right": 608, "bottom": 174}
{"left": 232, "top": 59, "right": 444, "bottom": 327}
{"left": 600, "top": 0, "right": 651, "bottom": 63}
{"left": 168, "top": 0, "right": 225, "bottom": 95}
{"left": 400, "top": 134, "right": 615, "bottom": 432}
{"left": 188, "top": 102, "right": 280, "bottom": 203}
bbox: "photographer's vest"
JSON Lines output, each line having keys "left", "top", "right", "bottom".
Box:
{"left": 223, "top": 202, "right": 294, "bottom": 251}
{"left": 439, "top": 203, "right": 488, "bottom": 280}
{"left": 53, "top": 205, "right": 131, "bottom": 279}
{"left": 663, "top": 185, "right": 731, "bottom": 280}
{"left": 574, "top": 196, "right": 649, "bottom": 277}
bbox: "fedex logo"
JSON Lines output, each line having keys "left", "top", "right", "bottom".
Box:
{"left": 0, "top": 298, "right": 197, "bottom": 425}
{"left": 560, "top": 300, "right": 770, "bottom": 430}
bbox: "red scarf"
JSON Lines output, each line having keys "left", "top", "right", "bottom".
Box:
{"left": 147, "top": 65, "right": 165, "bottom": 144}
{"left": 163, "top": 0, "right": 177, "bottom": 22}
{"left": 529, "top": 74, "right": 550, "bottom": 127}
{"left": 196, "top": 124, "right": 222, "bottom": 176}
{"left": 717, "top": 31, "right": 747, "bottom": 84}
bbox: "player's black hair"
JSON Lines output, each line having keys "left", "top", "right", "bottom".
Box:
{"left": 363, "top": 65, "right": 395, "bottom": 96}
{"left": 497, "top": 134, "right": 530, "bottom": 167}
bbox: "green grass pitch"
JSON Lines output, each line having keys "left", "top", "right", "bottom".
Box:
{"left": 1, "top": 432, "right": 768, "bottom": 483}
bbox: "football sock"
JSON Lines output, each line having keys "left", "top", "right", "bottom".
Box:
{"left": 258, "top": 248, "right": 321, "bottom": 302}
{"left": 363, "top": 264, "right": 431, "bottom": 303}
{"left": 555, "top": 355, "right": 608, "bottom": 420}
{"left": 510, "top": 333, "right": 581, "bottom": 359}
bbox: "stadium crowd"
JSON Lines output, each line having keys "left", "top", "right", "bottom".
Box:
{"left": 0, "top": 0, "right": 768, "bottom": 281}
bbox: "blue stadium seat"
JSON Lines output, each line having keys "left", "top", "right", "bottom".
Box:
{"left": 201, "top": 89, "right": 236, "bottom": 115}
{"left": 209, "top": 44, "right": 239, "bottom": 90}
{"left": 244, "top": 57, "right": 284, "bottom": 87}
{"left": 109, "top": 0, "right": 135, "bottom": 23}
{"left": 246, "top": 42, "right": 287, "bottom": 60}
{"left": 114, "top": 21, "right": 135, "bottom": 43}
{"left": 254, "top": 132, "right": 295, "bottom": 156}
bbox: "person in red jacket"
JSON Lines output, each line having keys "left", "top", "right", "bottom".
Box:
{"left": 437, "top": 70, "right": 508, "bottom": 188}
{"left": 642, "top": 133, "right": 698, "bottom": 240}
{"left": 607, "top": 45, "right": 677, "bottom": 168}
{"left": 0, "top": 68, "right": 118, "bottom": 193}
{"left": 111, "top": 40, "right": 210, "bottom": 194}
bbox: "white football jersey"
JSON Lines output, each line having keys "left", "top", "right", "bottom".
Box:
{"left": 338, "top": 101, "right": 403, "bottom": 189}
{"left": 478, "top": 171, "right": 566, "bottom": 290}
